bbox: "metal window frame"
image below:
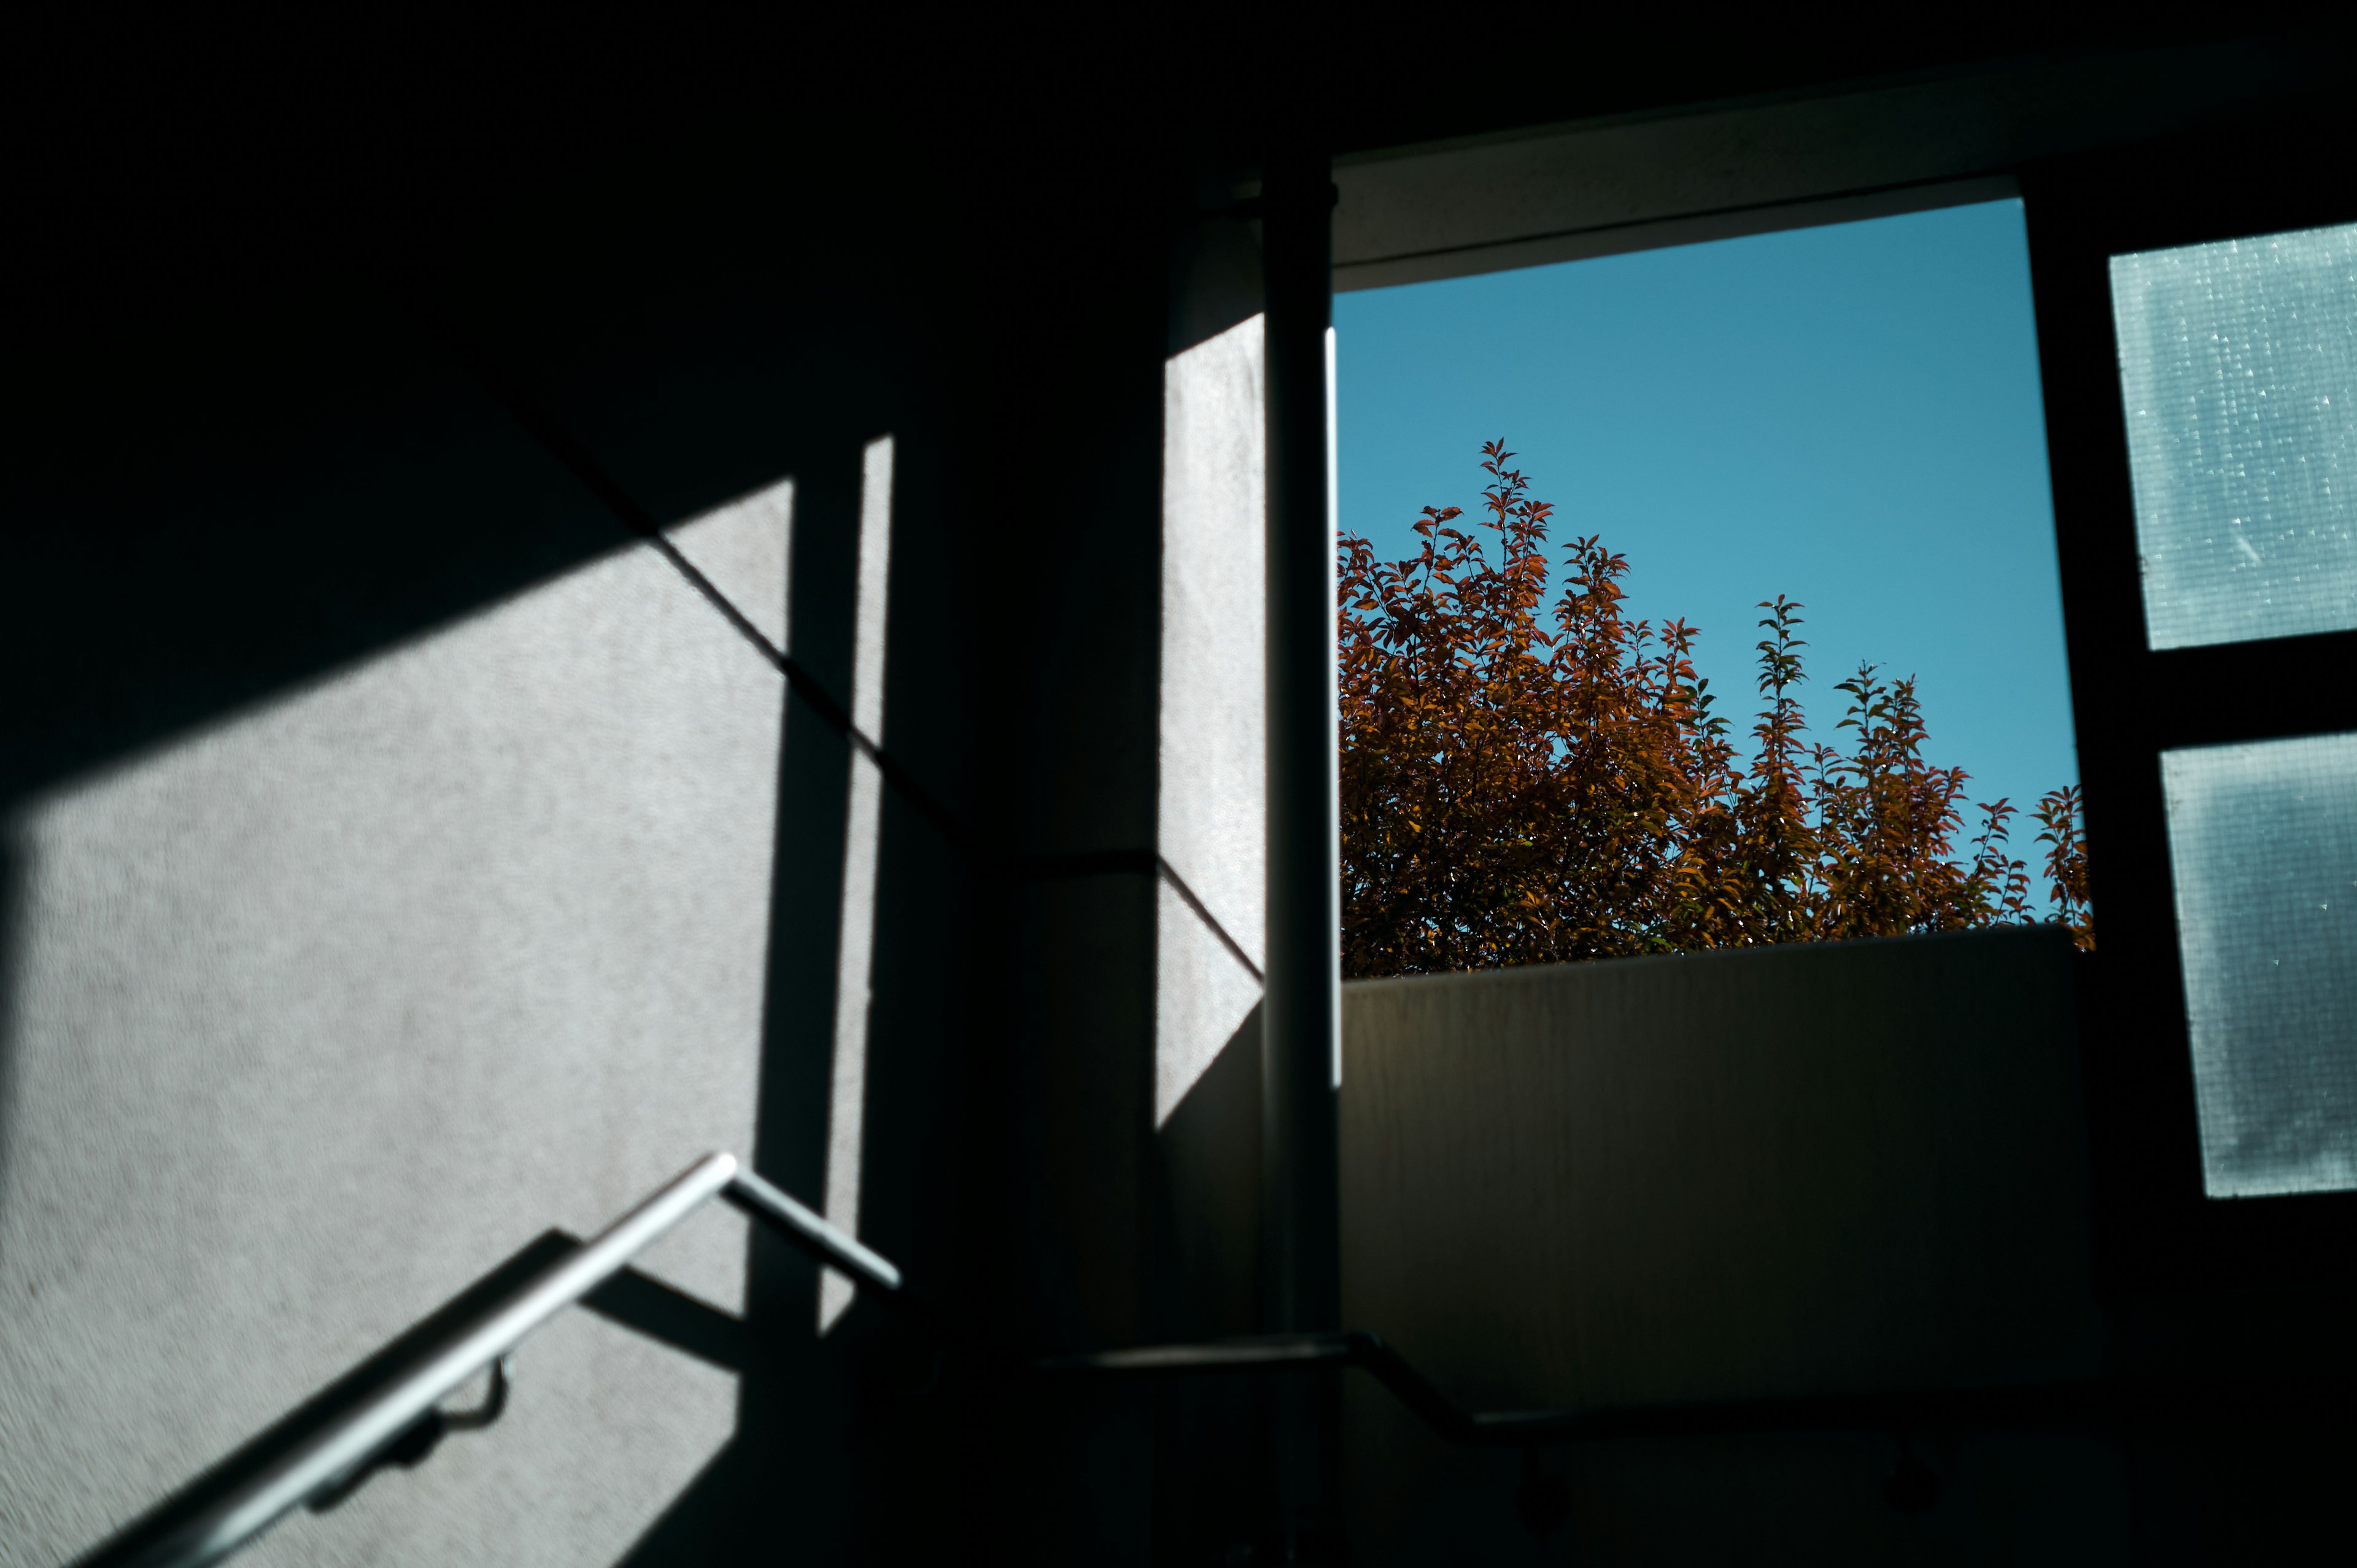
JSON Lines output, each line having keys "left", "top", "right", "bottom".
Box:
{"left": 2024, "top": 110, "right": 2357, "bottom": 1291}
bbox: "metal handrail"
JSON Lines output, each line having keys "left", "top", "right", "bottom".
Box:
{"left": 1038, "top": 1330, "right": 1554, "bottom": 1445}
{"left": 86, "top": 1152, "right": 902, "bottom": 1568}
{"left": 89, "top": 1153, "right": 2357, "bottom": 1564}
{"left": 1037, "top": 1328, "right": 2357, "bottom": 1446}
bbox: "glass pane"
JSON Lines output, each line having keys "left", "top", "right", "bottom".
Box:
{"left": 2111, "top": 222, "right": 2357, "bottom": 651}
{"left": 2163, "top": 731, "right": 2357, "bottom": 1197}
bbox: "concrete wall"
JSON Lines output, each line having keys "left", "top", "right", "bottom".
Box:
{"left": 1344, "top": 926, "right": 2103, "bottom": 1410}
{"left": 1141, "top": 921, "right": 2357, "bottom": 1564}
{"left": 1339, "top": 927, "right": 2123, "bottom": 1563}
{"left": 0, "top": 127, "right": 1004, "bottom": 1565}
{"left": 0, "top": 447, "right": 784, "bottom": 1564}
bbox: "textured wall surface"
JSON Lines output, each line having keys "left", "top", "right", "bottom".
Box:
{"left": 1156, "top": 312, "right": 1268, "bottom": 1128}
{"left": 1337, "top": 926, "right": 2113, "bottom": 1562}
{"left": 1342, "top": 925, "right": 2102, "bottom": 1406}
{"left": 0, "top": 528, "right": 787, "bottom": 1567}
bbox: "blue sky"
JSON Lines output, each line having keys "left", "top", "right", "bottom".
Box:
{"left": 1333, "top": 198, "right": 2078, "bottom": 840}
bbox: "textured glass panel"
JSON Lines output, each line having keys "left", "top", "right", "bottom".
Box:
{"left": 2112, "top": 223, "right": 2357, "bottom": 650}
{"left": 2163, "top": 732, "right": 2357, "bottom": 1196}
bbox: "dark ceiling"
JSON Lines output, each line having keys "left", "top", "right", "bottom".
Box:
{"left": 0, "top": 8, "right": 2334, "bottom": 353}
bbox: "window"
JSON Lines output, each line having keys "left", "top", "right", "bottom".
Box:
{"left": 2113, "top": 223, "right": 2357, "bottom": 652}
{"left": 1331, "top": 195, "right": 2081, "bottom": 970}
{"left": 2163, "top": 732, "right": 2357, "bottom": 1196}
{"left": 2024, "top": 110, "right": 2357, "bottom": 1278}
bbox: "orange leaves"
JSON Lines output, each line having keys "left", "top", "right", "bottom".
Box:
{"left": 1338, "top": 441, "right": 2091, "bottom": 978}
{"left": 1339, "top": 442, "right": 1713, "bottom": 976}
{"left": 2032, "top": 785, "right": 2094, "bottom": 950}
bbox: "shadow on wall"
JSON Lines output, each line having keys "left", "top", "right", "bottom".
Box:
{"left": 613, "top": 442, "right": 884, "bottom": 1567}
{"left": 67, "top": 1230, "right": 764, "bottom": 1567}
{"left": 1151, "top": 1000, "right": 1266, "bottom": 1561}
{"left": 0, "top": 255, "right": 863, "bottom": 1563}
{"left": 0, "top": 523, "right": 794, "bottom": 1566}
{"left": 0, "top": 838, "right": 18, "bottom": 1228}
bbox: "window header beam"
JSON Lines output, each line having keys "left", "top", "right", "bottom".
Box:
{"left": 1331, "top": 37, "right": 2325, "bottom": 291}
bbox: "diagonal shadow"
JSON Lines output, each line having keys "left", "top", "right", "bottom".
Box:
{"left": 579, "top": 1252, "right": 757, "bottom": 1375}
{"left": 6, "top": 155, "right": 989, "bottom": 1567}
{"left": 69, "top": 1225, "right": 765, "bottom": 1568}
{"left": 606, "top": 1435, "right": 759, "bottom": 1565}
{"left": 72, "top": 1232, "right": 580, "bottom": 1568}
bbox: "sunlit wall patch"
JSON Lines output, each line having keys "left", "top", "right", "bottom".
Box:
{"left": 0, "top": 535, "right": 784, "bottom": 1561}
{"left": 821, "top": 435, "right": 894, "bottom": 1332}
{"left": 2164, "top": 729, "right": 2357, "bottom": 1197}
{"left": 2113, "top": 222, "right": 2357, "bottom": 651}
{"left": 1156, "top": 317, "right": 1268, "bottom": 1126}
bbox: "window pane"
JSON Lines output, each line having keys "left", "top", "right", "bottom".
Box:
{"left": 2112, "top": 222, "right": 2357, "bottom": 651}
{"left": 2163, "top": 731, "right": 2357, "bottom": 1197}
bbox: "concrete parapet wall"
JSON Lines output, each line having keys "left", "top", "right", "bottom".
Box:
{"left": 1342, "top": 925, "right": 2102, "bottom": 1408}
{"left": 1339, "top": 926, "right": 2111, "bottom": 1561}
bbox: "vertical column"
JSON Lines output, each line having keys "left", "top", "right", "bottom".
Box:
{"left": 1260, "top": 144, "right": 1342, "bottom": 1558}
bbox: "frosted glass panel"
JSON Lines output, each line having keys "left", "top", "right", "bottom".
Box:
{"left": 2163, "top": 732, "right": 2357, "bottom": 1197}
{"left": 2112, "top": 223, "right": 2357, "bottom": 651}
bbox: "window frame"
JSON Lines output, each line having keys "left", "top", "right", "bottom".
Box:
{"left": 1326, "top": 58, "right": 2357, "bottom": 1294}
{"left": 2022, "top": 109, "right": 2357, "bottom": 1292}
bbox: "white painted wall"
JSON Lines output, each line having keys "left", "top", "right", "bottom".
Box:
{"left": 0, "top": 504, "right": 789, "bottom": 1567}
{"left": 1156, "top": 314, "right": 1268, "bottom": 1128}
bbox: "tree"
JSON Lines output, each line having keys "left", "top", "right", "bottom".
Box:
{"left": 1338, "top": 440, "right": 2092, "bottom": 979}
